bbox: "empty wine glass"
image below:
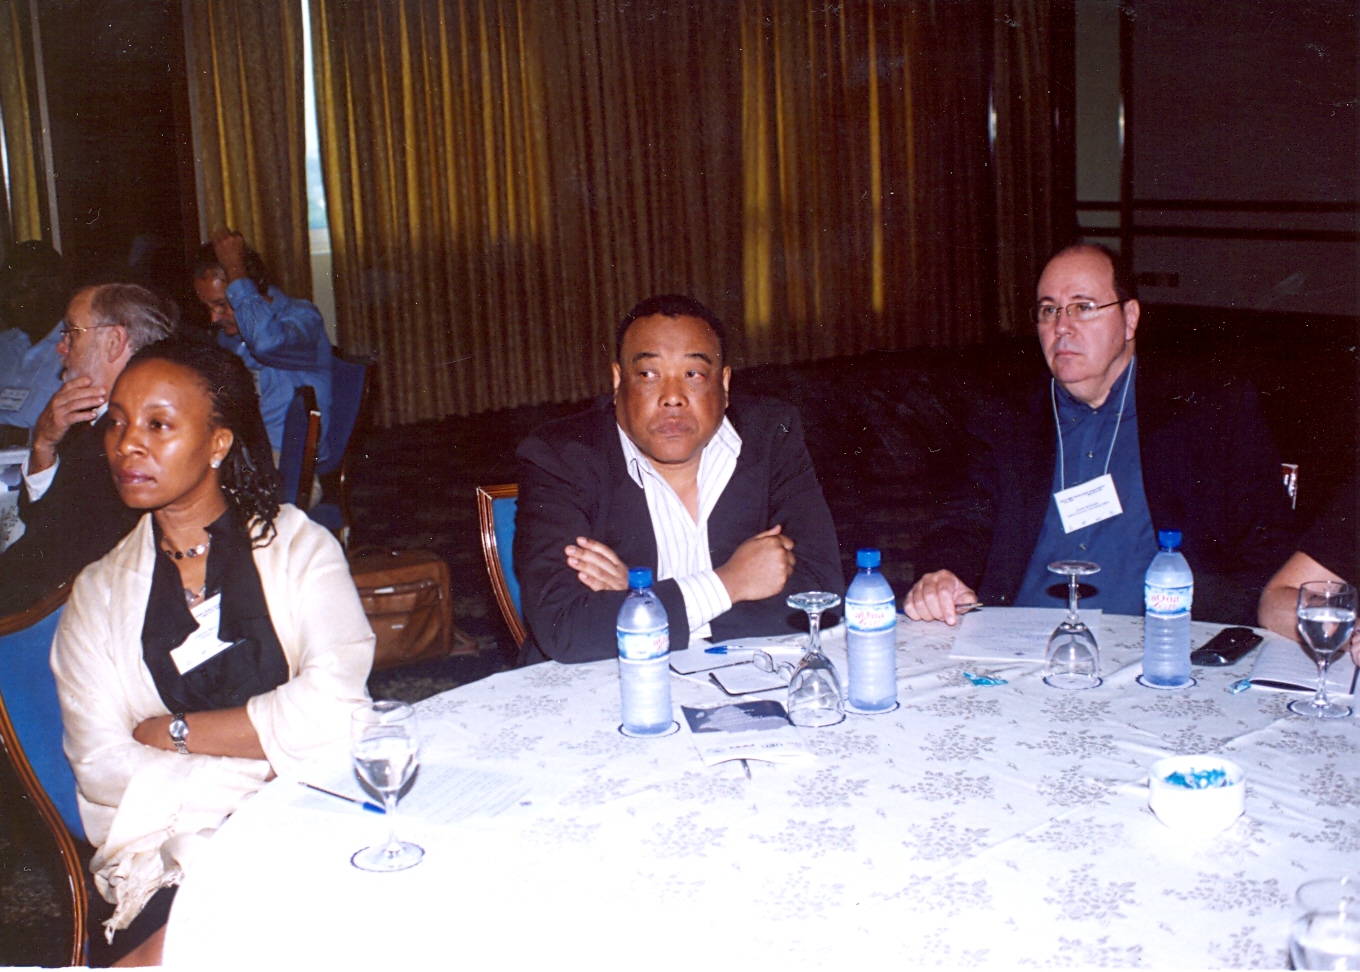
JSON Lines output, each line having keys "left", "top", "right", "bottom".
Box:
{"left": 1291, "top": 580, "right": 1357, "bottom": 720}
{"left": 1290, "top": 877, "right": 1360, "bottom": 970}
{"left": 1043, "top": 560, "right": 1102, "bottom": 690}
{"left": 786, "top": 591, "right": 845, "bottom": 727}
{"left": 350, "top": 700, "right": 424, "bottom": 872}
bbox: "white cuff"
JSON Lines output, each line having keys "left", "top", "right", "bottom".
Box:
{"left": 675, "top": 569, "right": 733, "bottom": 636}
{"left": 21, "top": 452, "right": 58, "bottom": 502}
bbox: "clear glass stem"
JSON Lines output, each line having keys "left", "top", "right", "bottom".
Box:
{"left": 1066, "top": 573, "right": 1081, "bottom": 624}
{"left": 1313, "top": 656, "right": 1332, "bottom": 708}
{"left": 381, "top": 791, "right": 401, "bottom": 857}
{"left": 807, "top": 610, "right": 823, "bottom": 655}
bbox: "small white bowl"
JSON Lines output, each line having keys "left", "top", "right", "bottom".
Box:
{"left": 1148, "top": 755, "right": 1245, "bottom": 834}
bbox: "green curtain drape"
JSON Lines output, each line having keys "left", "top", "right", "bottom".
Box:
{"left": 0, "top": 0, "right": 44, "bottom": 253}
{"left": 311, "top": 0, "right": 1008, "bottom": 426}
{"left": 993, "top": 0, "right": 1056, "bottom": 334}
{"left": 184, "top": 0, "right": 313, "bottom": 300}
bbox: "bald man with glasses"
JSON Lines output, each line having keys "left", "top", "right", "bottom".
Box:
{"left": 905, "top": 243, "right": 1295, "bottom": 627}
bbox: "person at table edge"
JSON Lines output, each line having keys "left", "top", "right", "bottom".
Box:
{"left": 1258, "top": 476, "right": 1360, "bottom": 665}
{"left": 905, "top": 243, "right": 1295, "bottom": 627}
{"left": 514, "top": 294, "right": 844, "bottom": 665}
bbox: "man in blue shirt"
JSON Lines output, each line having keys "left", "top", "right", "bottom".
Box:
{"left": 906, "top": 244, "right": 1294, "bottom": 626}
{"left": 192, "top": 231, "right": 333, "bottom": 468}
{"left": 0, "top": 241, "right": 67, "bottom": 432}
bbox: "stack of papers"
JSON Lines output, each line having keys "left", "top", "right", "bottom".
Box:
{"left": 1248, "top": 632, "right": 1358, "bottom": 694}
{"left": 948, "top": 607, "right": 1102, "bottom": 663}
{"left": 681, "top": 701, "right": 814, "bottom": 766}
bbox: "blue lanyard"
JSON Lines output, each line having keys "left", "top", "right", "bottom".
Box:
{"left": 1051, "top": 356, "right": 1134, "bottom": 492}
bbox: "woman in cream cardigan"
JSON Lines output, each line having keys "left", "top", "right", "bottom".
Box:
{"left": 51, "top": 336, "right": 374, "bottom": 966}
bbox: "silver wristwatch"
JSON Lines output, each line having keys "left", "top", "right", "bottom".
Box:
{"left": 168, "top": 714, "right": 190, "bottom": 755}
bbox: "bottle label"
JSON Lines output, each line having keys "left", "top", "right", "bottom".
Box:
{"left": 845, "top": 599, "right": 896, "bottom": 632}
{"left": 1145, "top": 583, "right": 1193, "bottom": 617}
{"left": 618, "top": 629, "right": 668, "bottom": 661}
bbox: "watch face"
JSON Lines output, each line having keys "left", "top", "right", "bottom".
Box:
{"left": 170, "top": 718, "right": 189, "bottom": 740}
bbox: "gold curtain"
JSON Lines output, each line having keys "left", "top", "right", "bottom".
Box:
{"left": 184, "top": 0, "right": 313, "bottom": 300}
{"left": 739, "top": 0, "right": 994, "bottom": 363}
{"left": 993, "top": 0, "right": 1055, "bottom": 333}
{"left": 311, "top": 0, "right": 994, "bottom": 426}
{"left": 0, "top": 0, "right": 44, "bottom": 249}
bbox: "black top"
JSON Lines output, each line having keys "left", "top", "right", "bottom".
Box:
{"left": 1300, "top": 478, "right": 1358, "bottom": 583}
{"left": 0, "top": 414, "right": 142, "bottom": 615}
{"left": 142, "top": 511, "right": 289, "bottom": 713}
{"left": 514, "top": 394, "right": 844, "bottom": 665}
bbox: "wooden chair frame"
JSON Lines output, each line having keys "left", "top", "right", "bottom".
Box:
{"left": 287, "top": 386, "right": 322, "bottom": 512}
{"left": 0, "top": 582, "right": 87, "bottom": 967}
{"left": 476, "top": 484, "right": 526, "bottom": 647}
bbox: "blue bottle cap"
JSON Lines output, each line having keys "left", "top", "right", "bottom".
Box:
{"left": 1157, "top": 530, "right": 1182, "bottom": 551}
{"left": 856, "top": 548, "right": 881, "bottom": 569}
{"left": 627, "top": 567, "right": 653, "bottom": 590}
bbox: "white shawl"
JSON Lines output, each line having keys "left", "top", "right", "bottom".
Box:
{"left": 51, "top": 505, "right": 375, "bottom": 935}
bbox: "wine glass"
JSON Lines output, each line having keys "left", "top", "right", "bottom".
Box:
{"left": 1290, "top": 877, "right": 1360, "bottom": 970}
{"left": 786, "top": 591, "right": 845, "bottom": 727}
{"left": 1043, "top": 560, "right": 1102, "bottom": 690}
{"left": 350, "top": 700, "right": 424, "bottom": 872}
{"left": 1290, "top": 580, "right": 1357, "bottom": 720}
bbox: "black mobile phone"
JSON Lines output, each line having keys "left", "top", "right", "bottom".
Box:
{"left": 1190, "top": 627, "right": 1264, "bottom": 666}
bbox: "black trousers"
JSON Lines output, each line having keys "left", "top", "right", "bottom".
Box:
{"left": 85, "top": 881, "right": 178, "bottom": 967}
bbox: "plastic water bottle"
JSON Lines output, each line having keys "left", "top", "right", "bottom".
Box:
{"left": 617, "top": 567, "right": 672, "bottom": 735}
{"left": 1143, "top": 530, "right": 1194, "bottom": 687}
{"left": 845, "top": 548, "right": 898, "bottom": 711}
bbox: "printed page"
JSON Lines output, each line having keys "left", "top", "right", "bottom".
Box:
{"left": 948, "top": 607, "right": 1102, "bottom": 663}
{"left": 1248, "top": 632, "right": 1358, "bottom": 695}
{"left": 680, "top": 701, "right": 814, "bottom": 766}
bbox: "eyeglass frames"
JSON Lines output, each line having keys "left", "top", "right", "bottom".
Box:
{"left": 58, "top": 320, "right": 117, "bottom": 339}
{"left": 1033, "top": 300, "right": 1125, "bottom": 325}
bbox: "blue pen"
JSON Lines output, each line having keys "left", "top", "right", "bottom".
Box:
{"left": 300, "top": 781, "right": 385, "bottom": 814}
{"left": 704, "top": 645, "right": 756, "bottom": 655}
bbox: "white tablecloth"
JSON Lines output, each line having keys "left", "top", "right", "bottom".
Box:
{"left": 163, "top": 614, "right": 1360, "bottom": 969}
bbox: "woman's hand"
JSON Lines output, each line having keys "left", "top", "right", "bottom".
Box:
{"left": 131, "top": 708, "right": 268, "bottom": 760}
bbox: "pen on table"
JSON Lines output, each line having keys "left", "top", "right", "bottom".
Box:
{"left": 1351, "top": 659, "right": 1358, "bottom": 695}
{"left": 740, "top": 759, "right": 752, "bottom": 780}
{"left": 299, "top": 781, "right": 385, "bottom": 814}
{"left": 705, "top": 645, "right": 758, "bottom": 655}
{"left": 954, "top": 602, "right": 984, "bottom": 615}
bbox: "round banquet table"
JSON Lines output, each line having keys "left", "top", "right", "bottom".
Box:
{"left": 163, "top": 612, "right": 1359, "bottom": 969}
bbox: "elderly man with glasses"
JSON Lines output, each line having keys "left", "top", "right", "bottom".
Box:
{"left": 0, "top": 283, "right": 176, "bottom": 614}
{"left": 905, "top": 243, "right": 1295, "bottom": 627}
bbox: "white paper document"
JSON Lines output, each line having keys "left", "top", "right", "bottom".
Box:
{"left": 297, "top": 762, "right": 530, "bottom": 826}
{"left": 948, "top": 607, "right": 1102, "bottom": 663}
{"left": 708, "top": 665, "right": 789, "bottom": 696}
{"left": 681, "top": 701, "right": 814, "bottom": 766}
{"left": 1248, "top": 632, "right": 1358, "bottom": 695}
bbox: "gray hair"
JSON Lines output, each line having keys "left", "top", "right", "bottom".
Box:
{"left": 85, "top": 283, "right": 177, "bottom": 351}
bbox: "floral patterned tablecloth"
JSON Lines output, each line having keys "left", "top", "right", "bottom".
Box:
{"left": 165, "top": 614, "right": 1359, "bottom": 969}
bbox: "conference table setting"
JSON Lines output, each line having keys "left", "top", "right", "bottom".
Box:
{"left": 162, "top": 603, "right": 1360, "bottom": 968}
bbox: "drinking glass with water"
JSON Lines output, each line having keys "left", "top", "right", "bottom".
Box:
{"left": 350, "top": 700, "right": 425, "bottom": 871}
{"left": 1291, "top": 580, "right": 1357, "bottom": 720}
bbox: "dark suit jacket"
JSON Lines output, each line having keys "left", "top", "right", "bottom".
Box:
{"left": 515, "top": 394, "right": 844, "bottom": 665}
{"left": 922, "top": 361, "right": 1296, "bottom": 625}
{"left": 0, "top": 414, "right": 141, "bottom": 615}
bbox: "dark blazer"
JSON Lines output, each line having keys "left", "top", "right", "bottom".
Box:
{"left": 515, "top": 394, "right": 844, "bottom": 665}
{"left": 923, "top": 360, "right": 1296, "bottom": 625}
{"left": 0, "top": 414, "right": 141, "bottom": 615}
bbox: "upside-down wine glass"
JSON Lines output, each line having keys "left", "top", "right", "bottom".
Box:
{"left": 350, "top": 700, "right": 425, "bottom": 872}
{"left": 1043, "top": 560, "right": 1102, "bottom": 690}
{"left": 1290, "top": 876, "right": 1360, "bottom": 970}
{"left": 786, "top": 591, "right": 845, "bottom": 727}
{"left": 1290, "top": 580, "right": 1357, "bottom": 720}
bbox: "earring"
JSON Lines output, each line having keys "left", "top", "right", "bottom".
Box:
{"left": 211, "top": 459, "right": 222, "bottom": 469}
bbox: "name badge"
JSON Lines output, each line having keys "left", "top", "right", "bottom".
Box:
{"left": 169, "top": 596, "right": 235, "bottom": 675}
{"left": 0, "top": 387, "right": 30, "bottom": 412}
{"left": 1054, "top": 473, "right": 1123, "bottom": 534}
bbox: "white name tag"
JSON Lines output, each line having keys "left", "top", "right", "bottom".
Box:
{"left": 1054, "top": 473, "right": 1123, "bottom": 534}
{"left": 169, "top": 595, "right": 235, "bottom": 675}
{"left": 0, "top": 387, "right": 30, "bottom": 412}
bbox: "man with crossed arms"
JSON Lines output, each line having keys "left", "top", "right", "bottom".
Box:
{"left": 514, "top": 294, "right": 843, "bottom": 665}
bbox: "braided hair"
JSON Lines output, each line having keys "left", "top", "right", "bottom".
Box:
{"left": 125, "top": 335, "right": 282, "bottom": 545}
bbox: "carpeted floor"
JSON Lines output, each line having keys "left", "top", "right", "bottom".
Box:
{"left": 1, "top": 321, "right": 1353, "bottom": 966}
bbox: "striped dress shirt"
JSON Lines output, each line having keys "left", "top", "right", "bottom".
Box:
{"left": 618, "top": 418, "right": 742, "bottom": 638}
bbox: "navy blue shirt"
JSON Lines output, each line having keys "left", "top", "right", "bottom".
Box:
{"left": 1015, "top": 358, "right": 1158, "bottom": 615}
